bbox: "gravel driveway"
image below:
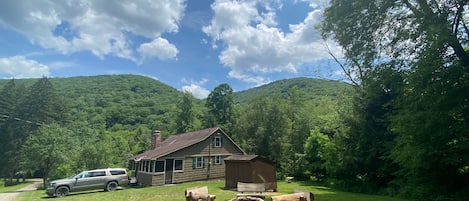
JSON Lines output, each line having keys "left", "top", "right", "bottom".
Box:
{"left": 0, "top": 179, "right": 42, "bottom": 201}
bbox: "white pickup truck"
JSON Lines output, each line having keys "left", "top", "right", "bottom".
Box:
{"left": 46, "top": 168, "right": 130, "bottom": 197}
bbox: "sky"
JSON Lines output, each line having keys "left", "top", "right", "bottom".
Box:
{"left": 0, "top": 0, "right": 343, "bottom": 99}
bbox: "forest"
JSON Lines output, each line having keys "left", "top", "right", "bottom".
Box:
{"left": 1, "top": 1, "right": 469, "bottom": 201}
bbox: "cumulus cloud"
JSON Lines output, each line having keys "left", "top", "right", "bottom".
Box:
{"left": 138, "top": 37, "right": 179, "bottom": 61}
{"left": 0, "top": 0, "right": 184, "bottom": 61}
{"left": 181, "top": 78, "right": 210, "bottom": 99}
{"left": 182, "top": 84, "right": 210, "bottom": 99}
{"left": 0, "top": 56, "right": 49, "bottom": 78}
{"left": 203, "top": 0, "right": 341, "bottom": 86}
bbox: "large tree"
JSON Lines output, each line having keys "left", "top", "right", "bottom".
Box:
{"left": 0, "top": 79, "right": 26, "bottom": 181}
{"left": 175, "top": 92, "right": 198, "bottom": 133}
{"left": 322, "top": 0, "right": 469, "bottom": 200}
{"left": 205, "top": 83, "right": 235, "bottom": 132}
{"left": 21, "top": 123, "right": 76, "bottom": 187}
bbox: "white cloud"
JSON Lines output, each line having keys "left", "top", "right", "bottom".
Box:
{"left": 182, "top": 84, "right": 210, "bottom": 99}
{"left": 203, "top": 0, "right": 341, "bottom": 86}
{"left": 181, "top": 78, "right": 210, "bottom": 99}
{"left": 0, "top": 56, "right": 49, "bottom": 78}
{"left": 138, "top": 37, "right": 179, "bottom": 61}
{"left": 0, "top": 0, "right": 185, "bottom": 62}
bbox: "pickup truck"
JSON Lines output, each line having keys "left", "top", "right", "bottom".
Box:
{"left": 46, "top": 168, "right": 129, "bottom": 197}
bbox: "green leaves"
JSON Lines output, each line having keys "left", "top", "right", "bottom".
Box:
{"left": 322, "top": 0, "right": 469, "bottom": 199}
{"left": 205, "top": 83, "right": 235, "bottom": 131}
{"left": 21, "top": 123, "right": 75, "bottom": 185}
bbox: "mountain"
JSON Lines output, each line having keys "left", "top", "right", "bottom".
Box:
{"left": 234, "top": 77, "right": 351, "bottom": 104}
{"left": 0, "top": 75, "right": 351, "bottom": 130}
{"left": 0, "top": 75, "right": 184, "bottom": 130}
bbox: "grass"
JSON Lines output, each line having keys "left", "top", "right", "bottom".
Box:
{"left": 16, "top": 180, "right": 409, "bottom": 201}
{"left": 0, "top": 179, "right": 36, "bottom": 193}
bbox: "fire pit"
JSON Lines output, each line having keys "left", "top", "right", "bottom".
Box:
{"left": 229, "top": 196, "right": 264, "bottom": 201}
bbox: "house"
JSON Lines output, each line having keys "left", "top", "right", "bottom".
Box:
{"left": 130, "top": 127, "right": 245, "bottom": 186}
{"left": 224, "top": 155, "right": 277, "bottom": 191}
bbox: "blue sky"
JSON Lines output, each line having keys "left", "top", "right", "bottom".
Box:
{"left": 0, "top": 0, "right": 343, "bottom": 99}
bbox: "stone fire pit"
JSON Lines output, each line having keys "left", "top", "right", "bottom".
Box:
{"left": 229, "top": 196, "right": 264, "bottom": 201}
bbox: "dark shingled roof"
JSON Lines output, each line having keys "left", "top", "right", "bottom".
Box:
{"left": 224, "top": 155, "right": 259, "bottom": 161}
{"left": 132, "top": 127, "right": 234, "bottom": 160}
{"left": 224, "top": 154, "right": 276, "bottom": 165}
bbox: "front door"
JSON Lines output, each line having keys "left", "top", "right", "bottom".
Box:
{"left": 164, "top": 159, "right": 174, "bottom": 184}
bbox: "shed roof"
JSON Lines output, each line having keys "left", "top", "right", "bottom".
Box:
{"left": 224, "top": 154, "right": 259, "bottom": 161}
{"left": 132, "top": 127, "right": 242, "bottom": 160}
{"left": 224, "top": 154, "right": 276, "bottom": 165}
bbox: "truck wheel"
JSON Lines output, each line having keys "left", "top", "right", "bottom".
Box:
{"left": 106, "top": 181, "right": 118, "bottom": 192}
{"left": 55, "top": 186, "right": 69, "bottom": 197}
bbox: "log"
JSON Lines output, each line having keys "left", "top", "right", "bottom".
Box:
{"left": 185, "top": 186, "right": 216, "bottom": 201}
{"left": 293, "top": 189, "right": 314, "bottom": 201}
{"left": 271, "top": 193, "right": 306, "bottom": 201}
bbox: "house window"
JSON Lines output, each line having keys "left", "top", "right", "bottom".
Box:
{"left": 155, "top": 161, "right": 165, "bottom": 172}
{"left": 213, "top": 156, "right": 223, "bottom": 165}
{"left": 150, "top": 160, "right": 155, "bottom": 172}
{"left": 145, "top": 160, "right": 150, "bottom": 172}
{"left": 213, "top": 136, "right": 222, "bottom": 147}
{"left": 193, "top": 157, "right": 204, "bottom": 169}
{"left": 174, "top": 159, "right": 183, "bottom": 171}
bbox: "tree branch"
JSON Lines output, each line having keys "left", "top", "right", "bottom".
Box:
{"left": 323, "top": 41, "right": 361, "bottom": 87}
{"left": 401, "top": 0, "right": 420, "bottom": 15}
{"left": 452, "top": 1, "right": 463, "bottom": 34}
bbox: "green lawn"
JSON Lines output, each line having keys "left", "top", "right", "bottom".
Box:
{"left": 16, "top": 180, "right": 408, "bottom": 201}
{"left": 0, "top": 180, "right": 35, "bottom": 193}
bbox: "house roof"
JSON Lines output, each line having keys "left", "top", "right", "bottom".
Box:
{"left": 132, "top": 127, "right": 242, "bottom": 160}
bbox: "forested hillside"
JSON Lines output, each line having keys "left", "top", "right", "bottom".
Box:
{"left": 0, "top": 74, "right": 350, "bottom": 188}
{"left": 0, "top": 75, "right": 184, "bottom": 131}
{"left": 235, "top": 77, "right": 349, "bottom": 103}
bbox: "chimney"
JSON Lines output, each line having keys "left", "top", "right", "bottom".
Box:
{"left": 151, "top": 130, "right": 162, "bottom": 149}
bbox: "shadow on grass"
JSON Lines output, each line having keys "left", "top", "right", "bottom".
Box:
{"left": 39, "top": 188, "right": 125, "bottom": 199}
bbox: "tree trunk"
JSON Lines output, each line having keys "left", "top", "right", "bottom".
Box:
{"left": 42, "top": 172, "right": 48, "bottom": 188}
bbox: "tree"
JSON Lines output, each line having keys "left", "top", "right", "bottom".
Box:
{"left": 175, "top": 92, "right": 197, "bottom": 133}
{"left": 322, "top": 0, "right": 469, "bottom": 199}
{"left": 321, "top": 1, "right": 469, "bottom": 82}
{"left": 21, "top": 123, "right": 76, "bottom": 187}
{"left": 18, "top": 77, "right": 68, "bottom": 126}
{"left": 337, "top": 67, "right": 402, "bottom": 191}
{"left": 205, "top": 83, "right": 235, "bottom": 132}
{"left": 234, "top": 95, "right": 290, "bottom": 162}
{"left": 0, "top": 79, "right": 27, "bottom": 182}
{"left": 390, "top": 42, "right": 469, "bottom": 200}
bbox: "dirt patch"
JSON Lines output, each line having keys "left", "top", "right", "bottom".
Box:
{"left": 0, "top": 179, "right": 42, "bottom": 201}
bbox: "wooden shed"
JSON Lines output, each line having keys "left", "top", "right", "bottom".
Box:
{"left": 224, "top": 155, "right": 277, "bottom": 191}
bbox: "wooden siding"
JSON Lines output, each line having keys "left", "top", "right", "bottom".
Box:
{"left": 225, "top": 156, "right": 277, "bottom": 191}
{"left": 163, "top": 133, "right": 243, "bottom": 184}
{"left": 252, "top": 159, "right": 277, "bottom": 191}
{"left": 225, "top": 161, "right": 251, "bottom": 189}
{"left": 136, "top": 172, "right": 154, "bottom": 187}
{"left": 136, "top": 133, "right": 244, "bottom": 186}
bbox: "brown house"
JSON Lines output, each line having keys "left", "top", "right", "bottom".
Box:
{"left": 130, "top": 127, "right": 245, "bottom": 186}
{"left": 224, "top": 155, "right": 277, "bottom": 191}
